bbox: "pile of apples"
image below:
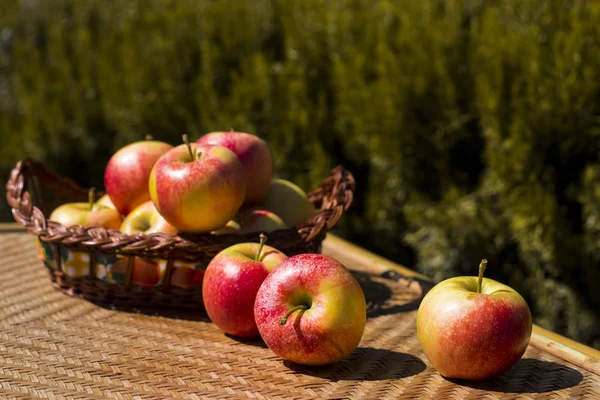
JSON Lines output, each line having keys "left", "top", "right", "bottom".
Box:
{"left": 203, "top": 235, "right": 367, "bottom": 366}
{"left": 47, "top": 131, "right": 368, "bottom": 365}
{"left": 50, "top": 131, "right": 316, "bottom": 237}
{"left": 46, "top": 130, "right": 534, "bottom": 373}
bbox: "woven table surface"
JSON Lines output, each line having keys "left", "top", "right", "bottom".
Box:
{"left": 1, "top": 231, "right": 599, "bottom": 399}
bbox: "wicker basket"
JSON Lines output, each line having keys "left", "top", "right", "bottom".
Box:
{"left": 6, "top": 158, "right": 355, "bottom": 309}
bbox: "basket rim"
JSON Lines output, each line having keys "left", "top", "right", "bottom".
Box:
{"left": 6, "top": 158, "right": 356, "bottom": 261}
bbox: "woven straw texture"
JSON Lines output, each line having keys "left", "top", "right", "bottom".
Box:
{"left": 6, "top": 159, "right": 355, "bottom": 309}
{"left": 1, "top": 231, "right": 599, "bottom": 399}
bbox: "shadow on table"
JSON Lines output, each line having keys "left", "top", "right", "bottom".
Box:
{"left": 351, "top": 270, "right": 429, "bottom": 319}
{"left": 451, "top": 358, "right": 584, "bottom": 393}
{"left": 225, "top": 333, "right": 268, "bottom": 348}
{"left": 285, "top": 347, "right": 426, "bottom": 382}
{"left": 93, "top": 301, "right": 211, "bottom": 322}
{"left": 91, "top": 269, "right": 425, "bottom": 322}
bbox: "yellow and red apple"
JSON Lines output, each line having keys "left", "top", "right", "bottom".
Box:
{"left": 254, "top": 254, "right": 367, "bottom": 365}
{"left": 197, "top": 131, "right": 273, "bottom": 205}
{"left": 104, "top": 138, "right": 173, "bottom": 215}
{"left": 49, "top": 189, "right": 122, "bottom": 229}
{"left": 416, "top": 260, "right": 532, "bottom": 381}
{"left": 149, "top": 137, "right": 246, "bottom": 233}
{"left": 95, "top": 194, "right": 118, "bottom": 211}
{"left": 202, "top": 235, "right": 288, "bottom": 338}
{"left": 120, "top": 200, "right": 177, "bottom": 235}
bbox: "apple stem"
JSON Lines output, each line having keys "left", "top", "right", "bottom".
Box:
{"left": 477, "top": 259, "right": 488, "bottom": 294}
{"left": 89, "top": 187, "right": 96, "bottom": 210}
{"left": 182, "top": 134, "right": 195, "bottom": 161}
{"left": 255, "top": 233, "right": 267, "bottom": 261}
{"left": 279, "top": 305, "right": 309, "bottom": 325}
{"left": 145, "top": 135, "right": 153, "bottom": 141}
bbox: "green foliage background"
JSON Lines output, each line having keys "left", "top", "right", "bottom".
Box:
{"left": 1, "top": 0, "right": 599, "bottom": 348}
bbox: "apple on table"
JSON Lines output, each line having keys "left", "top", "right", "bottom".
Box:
{"left": 254, "top": 254, "right": 367, "bottom": 366}
{"left": 49, "top": 188, "right": 122, "bottom": 230}
{"left": 104, "top": 136, "right": 173, "bottom": 215}
{"left": 149, "top": 135, "right": 246, "bottom": 233}
{"left": 202, "top": 234, "right": 288, "bottom": 338}
{"left": 197, "top": 131, "right": 273, "bottom": 205}
{"left": 417, "top": 259, "right": 533, "bottom": 381}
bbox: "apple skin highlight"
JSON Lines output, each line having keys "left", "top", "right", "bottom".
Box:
{"left": 254, "top": 254, "right": 366, "bottom": 366}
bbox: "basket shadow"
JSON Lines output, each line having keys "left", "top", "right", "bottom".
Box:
{"left": 92, "top": 301, "right": 211, "bottom": 322}
{"left": 89, "top": 269, "right": 422, "bottom": 322}
{"left": 350, "top": 270, "right": 425, "bottom": 318}
{"left": 284, "top": 347, "right": 426, "bottom": 382}
{"left": 225, "top": 334, "right": 269, "bottom": 349}
{"left": 450, "top": 358, "right": 584, "bottom": 393}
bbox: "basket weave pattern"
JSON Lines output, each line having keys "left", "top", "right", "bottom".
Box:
{"left": 1, "top": 232, "right": 598, "bottom": 399}
{"left": 6, "top": 158, "right": 355, "bottom": 308}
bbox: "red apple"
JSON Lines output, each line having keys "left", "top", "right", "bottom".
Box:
{"left": 197, "top": 131, "right": 273, "bottom": 205}
{"left": 120, "top": 200, "right": 178, "bottom": 235}
{"left": 202, "top": 234, "right": 288, "bottom": 338}
{"left": 254, "top": 254, "right": 366, "bottom": 365}
{"left": 170, "top": 264, "right": 205, "bottom": 288}
{"left": 49, "top": 189, "right": 122, "bottom": 229}
{"left": 238, "top": 208, "right": 287, "bottom": 234}
{"left": 104, "top": 137, "right": 172, "bottom": 215}
{"left": 149, "top": 135, "right": 246, "bottom": 232}
{"left": 102, "top": 256, "right": 162, "bottom": 286}
{"left": 417, "top": 260, "right": 533, "bottom": 381}
{"left": 261, "top": 179, "right": 315, "bottom": 227}
{"left": 132, "top": 258, "right": 162, "bottom": 286}
{"left": 133, "top": 258, "right": 162, "bottom": 286}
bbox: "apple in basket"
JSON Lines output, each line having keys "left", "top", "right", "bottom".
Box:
{"left": 49, "top": 188, "right": 122, "bottom": 229}
{"left": 108, "top": 257, "right": 162, "bottom": 287}
{"left": 212, "top": 220, "right": 241, "bottom": 235}
{"left": 261, "top": 179, "right": 315, "bottom": 227}
{"left": 417, "top": 259, "right": 533, "bottom": 381}
{"left": 238, "top": 208, "right": 288, "bottom": 234}
{"left": 104, "top": 136, "right": 173, "bottom": 215}
{"left": 95, "top": 194, "right": 118, "bottom": 211}
{"left": 120, "top": 200, "right": 178, "bottom": 236}
{"left": 197, "top": 131, "right": 273, "bottom": 205}
{"left": 254, "top": 254, "right": 366, "bottom": 365}
{"left": 149, "top": 135, "right": 246, "bottom": 233}
{"left": 202, "top": 234, "right": 288, "bottom": 338}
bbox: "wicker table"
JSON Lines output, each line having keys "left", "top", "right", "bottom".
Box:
{"left": 1, "top": 226, "right": 599, "bottom": 399}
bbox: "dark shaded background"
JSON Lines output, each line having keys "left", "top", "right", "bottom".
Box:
{"left": 1, "top": 0, "right": 599, "bottom": 348}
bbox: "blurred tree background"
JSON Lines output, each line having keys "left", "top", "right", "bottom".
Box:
{"left": 1, "top": 0, "right": 600, "bottom": 348}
